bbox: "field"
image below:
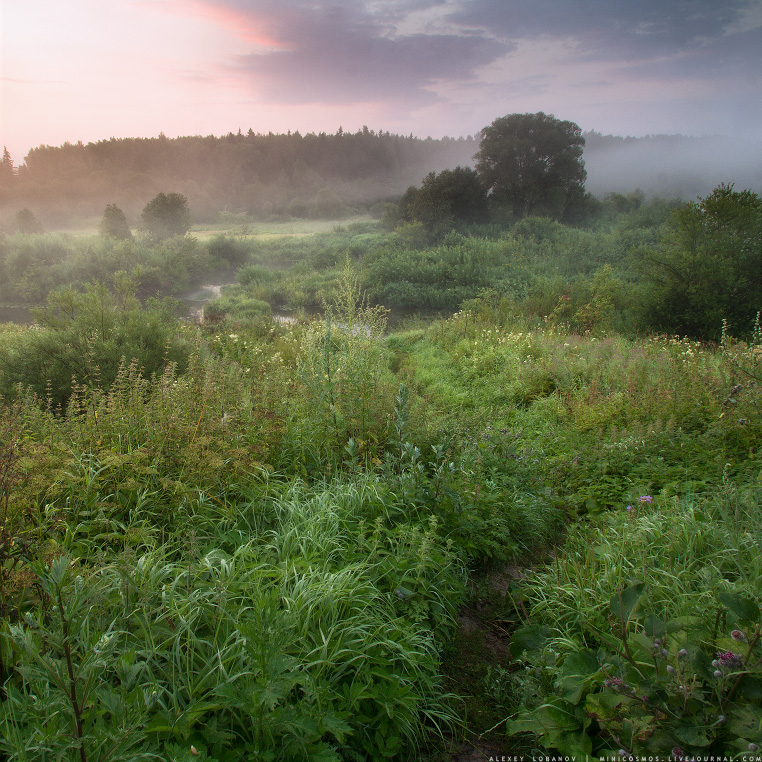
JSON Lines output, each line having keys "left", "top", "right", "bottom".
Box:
{"left": 0, "top": 205, "right": 760, "bottom": 760}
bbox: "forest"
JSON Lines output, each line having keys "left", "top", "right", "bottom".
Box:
{"left": 1, "top": 126, "right": 760, "bottom": 227}
{"left": 0, "top": 115, "right": 761, "bottom": 761}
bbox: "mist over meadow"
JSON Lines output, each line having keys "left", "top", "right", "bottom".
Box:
{"left": 2, "top": 126, "right": 760, "bottom": 228}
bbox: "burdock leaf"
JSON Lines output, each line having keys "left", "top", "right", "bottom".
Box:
{"left": 610, "top": 582, "right": 645, "bottom": 623}
{"left": 717, "top": 592, "right": 760, "bottom": 625}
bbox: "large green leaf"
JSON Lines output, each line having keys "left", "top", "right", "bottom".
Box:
{"left": 508, "top": 624, "right": 552, "bottom": 658}
{"left": 610, "top": 582, "right": 645, "bottom": 623}
{"left": 717, "top": 591, "right": 760, "bottom": 625}
{"left": 558, "top": 649, "right": 600, "bottom": 704}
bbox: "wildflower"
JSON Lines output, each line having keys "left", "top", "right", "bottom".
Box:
{"left": 626, "top": 505, "right": 633, "bottom": 512}
{"left": 672, "top": 748, "right": 684, "bottom": 760}
{"left": 678, "top": 648, "right": 688, "bottom": 658}
{"left": 731, "top": 629, "right": 746, "bottom": 641}
{"left": 638, "top": 495, "right": 653, "bottom": 503}
{"left": 714, "top": 670, "right": 723, "bottom": 678}
{"left": 667, "top": 665, "right": 676, "bottom": 674}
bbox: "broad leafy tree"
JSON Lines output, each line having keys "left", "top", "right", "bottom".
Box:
{"left": 140, "top": 192, "right": 191, "bottom": 242}
{"left": 475, "top": 112, "right": 586, "bottom": 220}
{"left": 399, "top": 166, "right": 488, "bottom": 234}
{"left": 99, "top": 203, "right": 133, "bottom": 240}
{"left": 634, "top": 184, "right": 762, "bottom": 339}
{"left": 14, "top": 208, "right": 44, "bottom": 234}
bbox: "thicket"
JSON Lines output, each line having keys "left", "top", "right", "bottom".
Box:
{"left": 0, "top": 232, "right": 244, "bottom": 303}
{"left": 0, "top": 187, "right": 760, "bottom": 759}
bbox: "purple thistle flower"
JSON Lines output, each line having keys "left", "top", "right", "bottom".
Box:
{"left": 639, "top": 495, "right": 653, "bottom": 503}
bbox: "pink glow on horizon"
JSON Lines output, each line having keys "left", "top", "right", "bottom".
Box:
{"left": 1, "top": 0, "right": 759, "bottom": 166}
{"left": 169, "top": 0, "right": 287, "bottom": 49}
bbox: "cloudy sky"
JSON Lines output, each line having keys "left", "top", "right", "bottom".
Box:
{"left": 2, "top": 0, "right": 760, "bottom": 163}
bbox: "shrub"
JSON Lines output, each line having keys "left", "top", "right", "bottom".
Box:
{"left": 0, "top": 282, "right": 190, "bottom": 406}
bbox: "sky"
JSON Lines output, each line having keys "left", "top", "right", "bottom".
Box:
{"left": 1, "top": 0, "right": 761, "bottom": 164}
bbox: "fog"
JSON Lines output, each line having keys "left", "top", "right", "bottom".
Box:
{"left": 583, "top": 132, "right": 762, "bottom": 200}
{"left": 1, "top": 129, "right": 760, "bottom": 230}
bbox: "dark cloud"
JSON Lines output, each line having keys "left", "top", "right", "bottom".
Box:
{"left": 449, "top": 0, "right": 760, "bottom": 62}
{"left": 196, "top": 0, "right": 760, "bottom": 136}
{"left": 210, "top": 1, "right": 508, "bottom": 103}
{"left": 613, "top": 25, "right": 762, "bottom": 82}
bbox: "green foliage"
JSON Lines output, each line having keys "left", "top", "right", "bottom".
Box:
{"left": 0, "top": 231, "right": 237, "bottom": 304}
{"left": 99, "top": 203, "right": 133, "bottom": 240}
{"left": 13, "top": 209, "right": 44, "bottom": 235}
{"left": 287, "top": 261, "right": 394, "bottom": 472}
{"left": 205, "top": 234, "right": 250, "bottom": 268}
{"left": 203, "top": 291, "right": 271, "bottom": 323}
{"left": 0, "top": 147, "right": 16, "bottom": 197}
{"left": 506, "top": 488, "right": 762, "bottom": 756}
{"left": 1, "top": 205, "right": 761, "bottom": 760}
{"left": 0, "top": 281, "right": 190, "bottom": 406}
{"left": 634, "top": 184, "right": 762, "bottom": 339}
{"left": 0, "top": 472, "right": 463, "bottom": 761}
{"left": 475, "top": 112, "right": 587, "bottom": 220}
{"left": 399, "top": 167, "right": 488, "bottom": 237}
{"left": 140, "top": 192, "right": 192, "bottom": 243}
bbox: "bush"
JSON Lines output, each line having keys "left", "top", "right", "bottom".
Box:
{"left": 0, "top": 282, "right": 190, "bottom": 406}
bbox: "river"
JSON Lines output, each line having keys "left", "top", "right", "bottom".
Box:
{"left": 1, "top": 283, "right": 444, "bottom": 329}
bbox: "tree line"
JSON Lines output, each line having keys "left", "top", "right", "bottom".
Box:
{"left": 0, "top": 129, "right": 478, "bottom": 224}
{"left": 3, "top": 119, "right": 758, "bottom": 229}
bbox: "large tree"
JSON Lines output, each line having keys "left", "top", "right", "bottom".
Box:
{"left": 475, "top": 112, "right": 586, "bottom": 220}
{"left": 14, "top": 208, "right": 44, "bottom": 234}
{"left": 140, "top": 192, "right": 191, "bottom": 242}
{"left": 399, "top": 166, "right": 488, "bottom": 235}
{"left": 634, "top": 184, "right": 762, "bottom": 339}
{"left": 99, "top": 203, "right": 133, "bottom": 240}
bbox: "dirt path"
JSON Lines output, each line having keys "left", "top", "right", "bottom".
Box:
{"left": 435, "top": 565, "right": 536, "bottom": 761}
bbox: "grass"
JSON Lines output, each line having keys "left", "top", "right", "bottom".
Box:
{"left": 0, "top": 218, "right": 760, "bottom": 759}
{"left": 191, "top": 215, "right": 375, "bottom": 240}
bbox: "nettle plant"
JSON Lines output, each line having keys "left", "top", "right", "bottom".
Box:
{"left": 508, "top": 589, "right": 762, "bottom": 758}
{"left": 506, "top": 494, "right": 762, "bottom": 758}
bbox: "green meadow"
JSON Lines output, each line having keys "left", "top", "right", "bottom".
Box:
{"left": 0, "top": 193, "right": 760, "bottom": 760}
